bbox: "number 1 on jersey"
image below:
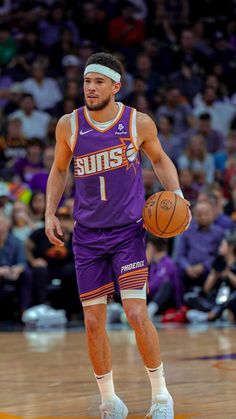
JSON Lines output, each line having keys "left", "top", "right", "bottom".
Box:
{"left": 99, "top": 176, "right": 107, "bottom": 201}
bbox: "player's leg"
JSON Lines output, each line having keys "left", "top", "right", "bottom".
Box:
{"left": 82, "top": 298, "right": 128, "bottom": 417}
{"left": 83, "top": 298, "right": 111, "bottom": 375}
{"left": 122, "top": 295, "right": 161, "bottom": 368}
{"left": 122, "top": 294, "right": 174, "bottom": 418}
{"left": 73, "top": 224, "right": 128, "bottom": 417}
{"left": 112, "top": 222, "right": 173, "bottom": 417}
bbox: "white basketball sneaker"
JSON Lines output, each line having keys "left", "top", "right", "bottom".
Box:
{"left": 145, "top": 393, "right": 174, "bottom": 419}
{"left": 99, "top": 395, "right": 128, "bottom": 418}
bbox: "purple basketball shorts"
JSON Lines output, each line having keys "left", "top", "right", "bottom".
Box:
{"left": 72, "top": 221, "right": 148, "bottom": 302}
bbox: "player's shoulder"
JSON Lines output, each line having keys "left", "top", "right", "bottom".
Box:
{"left": 55, "top": 113, "right": 73, "bottom": 141}
{"left": 136, "top": 111, "right": 157, "bottom": 139}
{"left": 57, "top": 113, "right": 72, "bottom": 127}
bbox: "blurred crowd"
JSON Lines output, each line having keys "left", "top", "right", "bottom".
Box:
{"left": 1, "top": 0, "right": 236, "bottom": 325}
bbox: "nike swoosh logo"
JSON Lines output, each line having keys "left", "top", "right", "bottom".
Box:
{"left": 80, "top": 129, "right": 93, "bottom": 135}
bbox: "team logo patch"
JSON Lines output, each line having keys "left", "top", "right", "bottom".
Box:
{"left": 126, "top": 143, "right": 138, "bottom": 162}
{"left": 160, "top": 199, "right": 172, "bottom": 210}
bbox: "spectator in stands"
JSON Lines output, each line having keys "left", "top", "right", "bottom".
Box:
{"left": 1, "top": 0, "right": 236, "bottom": 326}
{"left": 156, "top": 86, "right": 194, "bottom": 135}
{"left": 60, "top": 55, "right": 82, "bottom": 87}
{"left": 26, "top": 206, "right": 80, "bottom": 319}
{"left": 51, "top": 29, "right": 79, "bottom": 69}
{"left": 19, "top": 29, "right": 43, "bottom": 68}
{"left": 184, "top": 112, "right": 226, "bottom": 155}
{"left": 146, "top": 237, "right": 183, "bottom": 319}
{"left": 126, "top": 76, "right": 147, "bottom": 106}
{"left": 0, "top": 212, "right": 31, "bottom": 317}
{"left": 108, "top": 1, "right": 145, "bottom": 48}
{"left": 174, "top": 29, "right": 208, "bottom": 72}
{"left": 224, "top": 174, "right": 236, "bottom": 219}
{"left": 77, "top": 40, "right": 95, "bottom": 68}
{"left": 212, "top": 133, "right": 236, "bottom": 189}
{"left": 114, "top": 52, "right": 134, "bottom": 101}
{"left": 0, "top": 24, "right": 18, "bottom": 66}
{"left": 29, "top": 145, "right": 54, "bottom": 193}
{"left": 53, "top": 79, "right": 82, "bottom": 117}
{"left": 193, "top": 86, "right": 235, "bottom": 136}
{"left": 192, "top": 20, "right": 213, "bottom": 56}
{"left": 0, "top": 117, "right": 26, "bottom": 169}
{"left": 179, "top": 168, "right": 199, "bottom": 205}
{"left": 9, "top": 94, "right": 51, "bottom": 140}
{"left": 46, "top": 118, "right": 57, "bottom": 144}
{"left": 0, "top": 68, "right": 13, "bottom": 110}
{"left": 176, "top": 201, "right": 225, "bottom": 291}
{"left": 186, "top": 233, "right": 236, "bottom": 323}
{"left": 212, "top": 31, "right": 235, "bottom": 75}
{"left": 38, "top": 2, "right": 79, "bottom": 50}
{"left": 170, "top": 63, "right": 203, "bottom": 103}
{"left": 146, "top": 2, "right": 177, "bottom": 46}
{"left": 79, "top": 2, "right": 108, "bottom": 44}
{"left": 197, "top": 112, "right": 225, "bottom": 153}
{"left": 29, "top": 191, "right": 46, "bottom": 228}
{"left": 134, "top": 53, "right": 160, "bottom": 95}
{"left": 3, "top": 82, "right": 25, "bottom": 115}
{"left": 178, "top": 134, "right": 215, "bottom": 185}
{"left": 13, "top": 138, "right": 43, "bottom": 183}
{"left": 21, "top": 61, "right": 62, "bottom": 112}
{"left": 11, "top": 201, "right": 34, "bottom": 242}
{"left": 0, "top": 181, "right": 12, "bottom": 216}
{"left": 133, "top": 94, "right": 155, "bottom": 119}
{"left": 193, "top": 74, "right": 229, "bottom": 107}
{"left": 197, "top": 183, "right": 234, "bottom": 232}
{"left": 157, "top": 115, "right": 183, "bottom": 163}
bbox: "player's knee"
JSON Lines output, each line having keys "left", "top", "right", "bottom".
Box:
{"left": 125, "top": 306, "right": 148, "bottom": 330}
{"left": 84, "top": 312, "right": 104, "bottom": 335}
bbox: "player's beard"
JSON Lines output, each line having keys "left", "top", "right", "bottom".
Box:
{"left": 85, "top": 94, "right": 112, "bottom": 111}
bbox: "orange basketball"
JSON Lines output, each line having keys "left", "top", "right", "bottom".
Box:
{"left": 143, "top": 191, "right": 189, "bottom": 238}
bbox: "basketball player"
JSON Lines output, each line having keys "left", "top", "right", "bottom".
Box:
{"left": 45, "top": 53, "right": 190, "bottom": 418}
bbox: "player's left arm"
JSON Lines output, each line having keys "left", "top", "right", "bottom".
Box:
{"left": 137, "top": 112, "right": 181, "bottom": 192}
{"left": 137, "top": 112, "right": 192, "bottom": 224}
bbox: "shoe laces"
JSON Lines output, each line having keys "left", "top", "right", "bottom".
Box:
{"left": 145, "top": 397, "right": 168, "bottom": 418}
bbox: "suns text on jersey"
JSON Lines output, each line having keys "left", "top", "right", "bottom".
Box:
{"left": 74, "top": 146, "right": 124, "bottom": 177}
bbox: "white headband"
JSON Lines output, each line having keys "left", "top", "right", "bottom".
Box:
{"left": 84, "top": 64, "right": 121, "bottom": 82}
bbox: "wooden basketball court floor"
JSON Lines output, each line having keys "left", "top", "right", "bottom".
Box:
{"left": 0, "top": 325, "right": 236, "bottom": 419}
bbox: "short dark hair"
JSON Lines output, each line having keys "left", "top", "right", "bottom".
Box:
{"left": 147, "top": 235, "right": 169, "bottom": 251}
{"left": 22, "top": 93, "right": 34, "bottom": 101}
{"left": 85, "top": 52, "right": 123, "bottom": 79}
{"left": 161, "top": 114, "right": 174, "bottom": 127}
{"left": 199, "top": 112, "right": 211, "bottom": 121}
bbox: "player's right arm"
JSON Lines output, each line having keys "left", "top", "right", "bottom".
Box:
{"left": 45, "top": 114, "right": 73, "bottom": 246}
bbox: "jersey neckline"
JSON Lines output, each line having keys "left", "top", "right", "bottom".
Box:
{"left": 84, "top": 103, "right": 125, "bottom": 132}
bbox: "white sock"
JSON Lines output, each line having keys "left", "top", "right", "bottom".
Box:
{"left": 145, "top": 363, "right": 169, "bottom": 399}
{"left": 95, "top": 370, "right": 116, "bottom": 403}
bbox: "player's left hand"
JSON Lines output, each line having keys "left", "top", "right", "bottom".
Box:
{"left": 45, "top": 214, "right": 64, "bottom": 247}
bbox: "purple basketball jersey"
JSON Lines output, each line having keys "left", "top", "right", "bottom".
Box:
{"left": 72, "top": 104, "right": 145, "bottom": 228}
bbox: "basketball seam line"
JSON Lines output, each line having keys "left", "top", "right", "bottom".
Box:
{"left": 143, "top": 193, "right": 162, "bottom": 236}
{"left": 155, "top": 191, "right": 164, "bottom": 233}
{"left": 164, "top": 204, "right": 189, "bottom": 234}
{"left": 160, "top": 192, "right": 177, "bottom": 235}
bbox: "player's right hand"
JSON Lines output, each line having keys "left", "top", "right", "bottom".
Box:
{"left": 45, "top": 214, "right": 64, "bottom": 247}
